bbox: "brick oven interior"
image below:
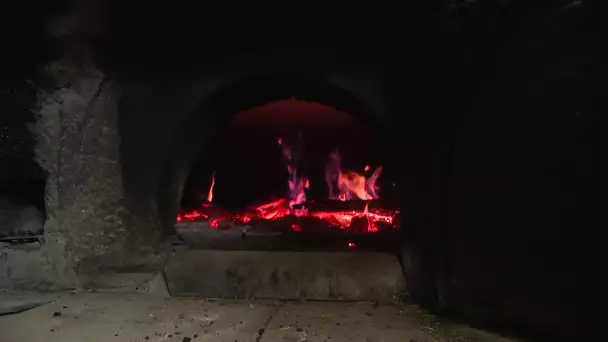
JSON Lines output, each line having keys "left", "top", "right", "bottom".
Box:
{"left": 1, "top": 1, "right": 592, "bottom": 341}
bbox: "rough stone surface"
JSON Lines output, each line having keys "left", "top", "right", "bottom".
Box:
{"left": 0, "top": 245, "right": 59, "bottom": 290}
{"left": 0, "top": 291, "right": 519, "bottom": 342}
{"left": 263, "top": 301, "right": 516, "bottom": 342}
{"left": 3, "top": 56, "right": 165, "bottom": 290}
{"left": 145, "top": 272, "right": 170, "bottom": 297}
{"left": 165, "top": 249, "right": 406, "bottom": 301}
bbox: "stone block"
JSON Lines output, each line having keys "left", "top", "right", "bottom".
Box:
{"left": 165, "top": 249, "right": 406, "bottom": 301}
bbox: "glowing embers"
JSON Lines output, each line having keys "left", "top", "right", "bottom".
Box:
{"left": 176, "top": 135, "right": 399, "bottom": 234}
{"left": 177, "top": 199, "right": 398, "bottom": 234}
{"left": 252, "top": 198, "right": 291, "bottom": 220}
{"left": 177, "top": 210, "right": 208, "bottom": 221}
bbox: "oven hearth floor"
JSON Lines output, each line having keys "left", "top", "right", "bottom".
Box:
{"left": 0, "top": 291, "right": 518, "bottom": 342}
{"left": 174, "top": 222, "right": 402, "bottom": 252}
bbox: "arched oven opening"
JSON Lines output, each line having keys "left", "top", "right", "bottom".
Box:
{"left": 176, "top": 98, "right": 401, "bottom": 252}
{"left": 159, "top": 75, "right": 407, "bottom": 300}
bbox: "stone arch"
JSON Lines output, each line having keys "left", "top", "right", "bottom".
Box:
{"left": 156, "top": 73, "right": 386, "bottom": 233}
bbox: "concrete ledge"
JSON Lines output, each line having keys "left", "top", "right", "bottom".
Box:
{"left": 0, "top": 243, "right": 78, "bottom": 291}
{"left": 165, "top": 249, "right": 406, "bottom": 301}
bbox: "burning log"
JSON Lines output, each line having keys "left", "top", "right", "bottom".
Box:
{"left": 176, "top": 134, "right": 399, "bottom": 236}
{"left": 177, "top": 199, "right": 398, "bottom": 235}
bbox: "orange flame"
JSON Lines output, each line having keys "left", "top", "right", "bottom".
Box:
{"left": 338, "top": 170, "right": 372, "bottom": 200}
{"left": 288, "top": 177, "right": 309, "bottom": 208}
{"left": 207, "top": 171, "right": 216, "bottom": 203}
{"left": 176, "top": 136, "right": 398, "bottom": 234}
{"left": 325, "top": 149, "right": 382, "bottom": 201}
{"left": 278, "top": 136, "right": 308, "bottom": 208}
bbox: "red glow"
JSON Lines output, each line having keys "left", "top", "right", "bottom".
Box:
{"left": 230, "top": 99, "right": 367, "bottom": 135}
{"left": 180, "top": 210, "right": 208, "bottom": 221}
{"left": 255, "top": 198, "right": 291, "bottom": 220}
{"left": 176, "top": 134, "right": 399, "bottom": 235}
{"left": 178, "top": 197, "right": 397, "bottom": 234}
{"left": 348, "top": 242, "right": 356, "bottom": 248}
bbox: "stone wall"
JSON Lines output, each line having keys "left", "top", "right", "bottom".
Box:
{"left": 439, "top": 2, "right": 591, "bottom": 338}
{"left": 2, "top": 47, "right": 385, "bottom": 290}
{"left": 1, "top": 54, "right": 165, "bottom": 289}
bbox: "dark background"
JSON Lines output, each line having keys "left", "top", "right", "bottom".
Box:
{"left": 0, "top": 0, "right": 59, "bottom": 210}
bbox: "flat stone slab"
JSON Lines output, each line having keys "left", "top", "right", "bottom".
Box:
{"left": 165, "top": 249, "right": 406, "bottom": 301}
{"left": 0, "top": 291, "right": 519, "bottom": 342}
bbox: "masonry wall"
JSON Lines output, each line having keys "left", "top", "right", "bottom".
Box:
{"left": 2, "top": 48, "right": 390, "bottom": 289}
{"left": 2, "top": 55, "right": 165, "bottom": 289}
